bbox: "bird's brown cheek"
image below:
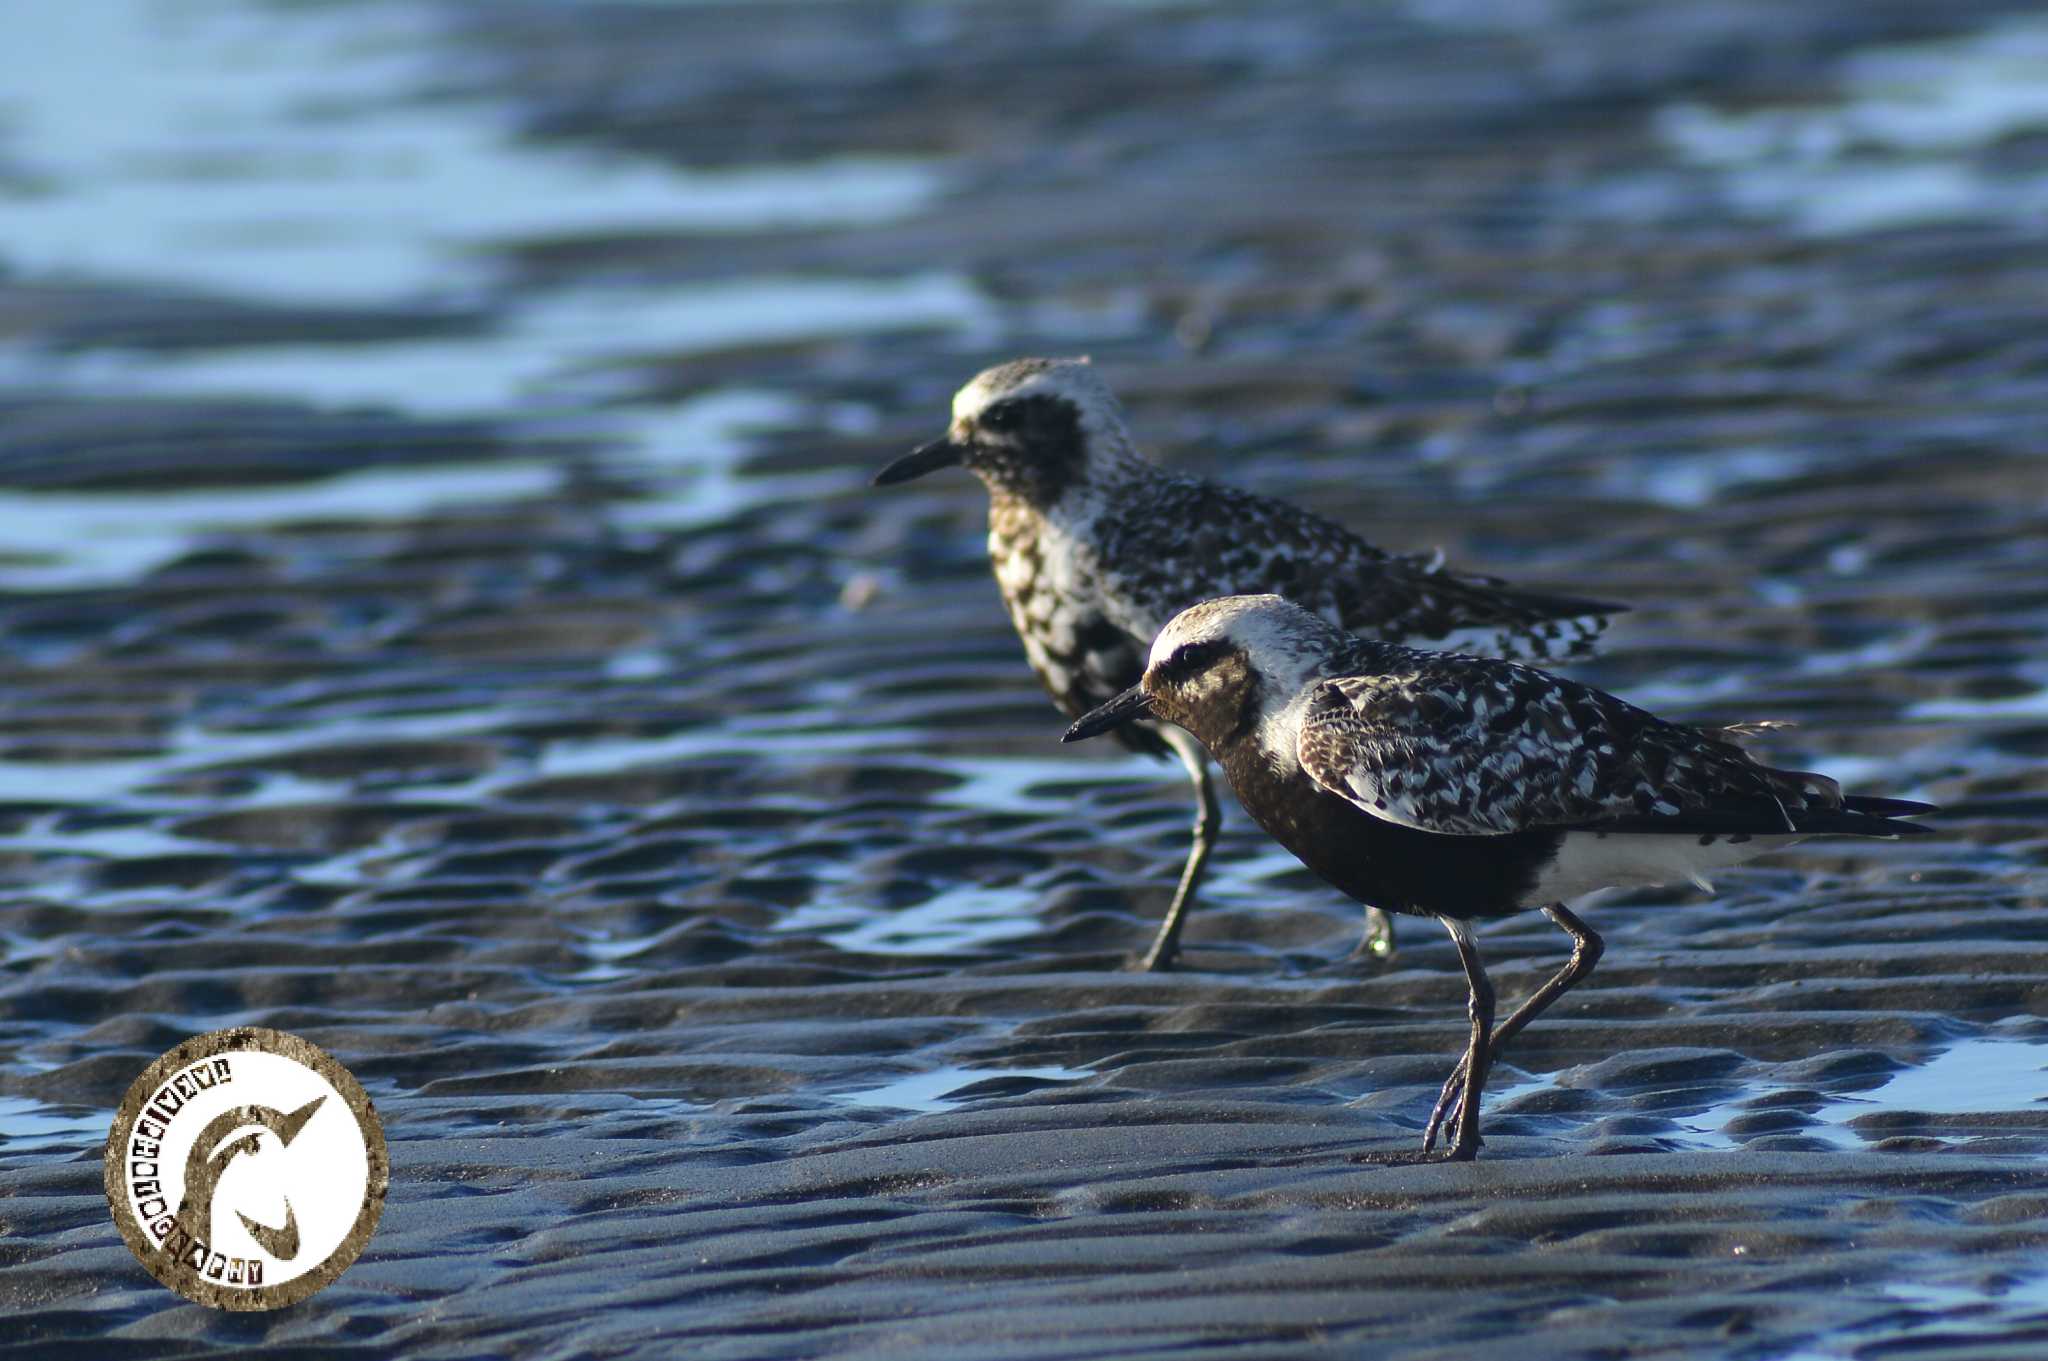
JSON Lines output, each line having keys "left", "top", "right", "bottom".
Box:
{"left": 1144, "top": 680, "right": 1191, "bottom": 731}
{"left": 1229, "top": 689, "right": 1263, "bottom": 743}
{"left": 1140, "top": 685, "right": 1174, "bottom": 726}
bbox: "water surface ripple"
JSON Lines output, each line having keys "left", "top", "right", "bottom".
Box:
{"left": 2, "top": 1, "right": 2045, "bottom": 1357}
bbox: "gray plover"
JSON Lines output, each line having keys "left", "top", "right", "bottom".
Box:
{"left": 1063, "top": 594, "right": 1934, "bottom": 1160}
{"left": 874, "top": 356, "right": 1625, "bottom": 970}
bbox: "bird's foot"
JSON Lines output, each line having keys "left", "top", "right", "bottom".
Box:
{"left": 1422, "top": 1062, "right": 1470, "bottom": 1150}
{"left": 1355, "top": 909, "right": 1398, "bottom": 962}
{"left": 1125, "top": 946, "right": 1180, "bottom": 973}
{"left": 1324, "top": 943, "right": 1397, "bottom": 974}
{"left": 1306, "top": 935, "right": 1401, "bottom": 978}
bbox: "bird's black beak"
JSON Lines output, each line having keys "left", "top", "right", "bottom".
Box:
{"left": 872, "top": 436, "right": 965, "bottom": 486}
{"left": 1062, "top": 684, "right": 1155, "bottom": 742}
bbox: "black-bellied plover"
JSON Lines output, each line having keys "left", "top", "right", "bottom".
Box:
{"left": 874, "top": 357, "right": 1625, "bottom": 970}
{"left": 1063, "top": 594, "right": 1934, "bottom": 1160}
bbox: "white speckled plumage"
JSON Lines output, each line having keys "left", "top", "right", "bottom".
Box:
{"left": 879, "top": 357, "right": 1627, "bottom": 969}
{"left": 946, "top": 359, "right": 1625, "bottom": 724}
{"left": 1148, "top": 593, "right": 1919, "bottom": 911}
{"left": 1068, "top": 593, "right": 1934, "bottom": 1159}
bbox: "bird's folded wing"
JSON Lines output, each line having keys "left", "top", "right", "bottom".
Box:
{"left": 1295, "top": 668, "right": 1813, "bottom": 837}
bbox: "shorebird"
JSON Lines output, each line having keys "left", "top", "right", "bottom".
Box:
{"left": 1063, "top": 594, "right": 1934, "bottom": 1160}
{"left": 875, "top": 357, "right": 1624, "bottom": 970}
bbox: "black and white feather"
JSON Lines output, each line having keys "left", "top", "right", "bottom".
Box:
{"left": 1300, "top": 657, "right": 1844, "bottom": 837}
{"left": 884, "top": 357, "right": 1623, "bottom": 746}
{"left": 875, "top": 357, "right": 1629, "bottom": 967}
{"left": 1063, "top": 593, "right": 1933, "bottom": 1157}
{"left": 1144, "top": 594, "right": 1933, "bottom": 912}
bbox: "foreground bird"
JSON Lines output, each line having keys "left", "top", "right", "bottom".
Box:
{"left": 875, "top": 357, "right": 1624, "bottom": 970}
{"left": 1064, "top": 594, "right": 1934, "bottom": 1160}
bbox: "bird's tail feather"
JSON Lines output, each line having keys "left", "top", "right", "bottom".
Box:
{"left": 1793, "top": 796, "right": 1937, "bottom": 836}
{"left": 1842, "top": 793, "right": 1939, "bottom": 820}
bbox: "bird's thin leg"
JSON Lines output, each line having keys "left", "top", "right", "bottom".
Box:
{"left": 1349, "top": 907, "right": 1398, "bottom": 962}
{"left": 1438, "top": 917, "right": 1496, "bottom": 1160}
{"left": 1425, "top": 903, "right": 1604, "bottom": 1150}
{"left": 1349, "top": 916, "right": 1496, "bottom": 1167}
{"left": 1135, "top": 726, "right": 1220, "bottom": 972}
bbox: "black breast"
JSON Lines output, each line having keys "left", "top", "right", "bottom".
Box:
{"left": 1211, "top": 731, "right": 1561, "bottom": 919}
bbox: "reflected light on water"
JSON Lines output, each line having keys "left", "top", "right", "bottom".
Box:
{"left": 2, "top": 0, "right": 948, "bottom": 304}
{"left": 829, "top": 1064, "right": 1090, "bottom": 1113}
{"left": 1656, "top": 17, "right": 2048, "bottom": 235}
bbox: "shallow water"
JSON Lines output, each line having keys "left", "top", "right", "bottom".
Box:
{"left": 1488, "top": 1032, "right": 2048, "bottom": 1154}
{"left": 6, "top": 0, "right": 948, "bottom": 301}
{"left": 3, "top": 0, "right": 2047, "bottom": 1357}
{"left": 829, "top": 1063, "right": 1093, "bottom": 1113}
{"left": 1656, "top": 15, "right": 2048, "bottom": 235}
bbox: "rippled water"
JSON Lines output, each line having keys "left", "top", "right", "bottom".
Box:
{"left": 829, "top": 1063, "right": 1092, "bottom": 1113}
{"left": 7, "top": 0, "right": 948, "bottom": 300}
{"left": 3, "top": 1, "right": 2047, "bottom": 1356}
{"left": 1657, "top": 15, "right": 2048, "bottom": 235}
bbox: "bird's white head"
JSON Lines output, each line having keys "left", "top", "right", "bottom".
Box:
{"left": 1150, "top": 593, "right": 1341, "bottom": 693}
{"left": 1130, "top": 594, "right": 1343, "bottom": 749}
{"left": 1062, "top": 594, "right": 1347, "bottom": 754}
{"left": 873, "top": 356, "right": 1143, "bottom": 506}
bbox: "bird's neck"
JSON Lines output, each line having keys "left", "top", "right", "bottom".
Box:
{"left": 1251, "top": 682, "right": 1320, "bottom": 777}
{"left": 984, "top": 444, "right": 1155, "bottom": 523}
{"left": 1084, "top": 433, "right": 1155, "bottom": 492}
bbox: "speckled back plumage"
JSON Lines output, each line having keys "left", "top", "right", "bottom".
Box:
{"left": 954, "top": 359, "right": 1619, "bottom": 754}
{"left": 1080, "top": 472, "right": 1612, "bottom": 660}
{"left": 1135, "top": 594, "right": 1933, "bottom": 916}
{"left": 1296, "top": 638, "right": 1855, "bottom": 838}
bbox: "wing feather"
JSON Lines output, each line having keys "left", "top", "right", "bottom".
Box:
{"left": 1294, "top": 653, "right": 1830, "bottom": 837}
{"left": 1114, "top": 478, "right": 1620, "bottom": 660}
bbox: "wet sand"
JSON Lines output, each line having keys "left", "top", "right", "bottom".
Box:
{"left": 3, "top": 0, "right": 2047, "bottom": 1356}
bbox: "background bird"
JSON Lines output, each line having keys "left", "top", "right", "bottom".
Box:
{"left": 875, "top": 356, "right": 1625, "bottom": 970}
{"left": 1064, "top": 594, "right": 1934, "bottom": 1159}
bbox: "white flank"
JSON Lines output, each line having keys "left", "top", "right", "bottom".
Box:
{"left": 1523, "top": 831, "right": 1804, "bottom": 907}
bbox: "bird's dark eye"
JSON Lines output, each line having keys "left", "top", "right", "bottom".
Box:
{"left": 980, "top": 403, "right": 1016, "bottom": 431}
{"left": 1161, "top": 639, "right": 1228, "bottom": 679}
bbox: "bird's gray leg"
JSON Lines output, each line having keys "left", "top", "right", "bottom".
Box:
{"left": 1439, "top": 917, "right": 1496, "bottom": 1160}
{"left": 1350, "top": 916, "right": 1496, "bottom": 1166}
{"left": 1135, "top": 726, "right": 1219, "bottom": 972}
{"left": 1424, "top": 903, "right": 1604, "bottom": 1150}
{"left": 1349, "top": 907, "right": 1398, "bottom": 962}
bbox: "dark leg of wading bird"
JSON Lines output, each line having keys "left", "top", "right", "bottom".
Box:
{"left": 1141, "top": 727, "right": 1219, "bottom": 973}
{"left": 1441, "top": 919, "right": 1496, "bottom": 1160}
{"left": 1143, "top": 730, "right": 1394, "bottom": 972}
{"left": 1422, "top": 903, "right": 1602, "bottom": 1151}
{"left": 1352, "top": 917, "right": 1496, "bottom": 1163}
